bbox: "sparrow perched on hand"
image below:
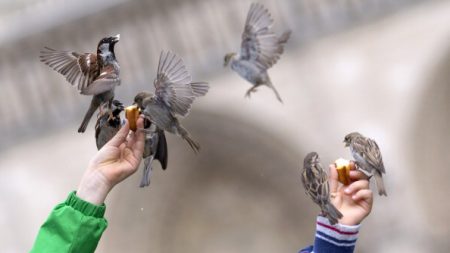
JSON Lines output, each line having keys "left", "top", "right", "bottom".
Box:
{"left": 134, "top": 50, "right": 209, "bottom": 153}
{"left": 344, "top": 132, "right": 387, "bottom": 196}
{"left": 40, "top": 34, "right": 121, "bottom": 133}
{"left": 139, "top": 120, "right": 168, "bottom": 187}
{"left": 224, "top": 3, "right": 290, "bottom": 103}
{"left": 94, "top": 100, "right": 124, "bottom": 150}
{"left": 301, "top": 152, "right": 343, "bottom": 225}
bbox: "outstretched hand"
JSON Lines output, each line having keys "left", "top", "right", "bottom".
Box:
{"left": 329, "top": 163, "right": 373, "bottom": 226}
{"left": 77, "top": 118, "right": 145, "bottom": 205}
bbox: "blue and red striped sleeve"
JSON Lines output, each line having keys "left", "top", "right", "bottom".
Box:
{"left": 299, "top": 216, "right": 360, "bottom": 253}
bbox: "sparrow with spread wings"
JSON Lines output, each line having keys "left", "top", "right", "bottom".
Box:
{"left": 40, "top": 34, "right": 121, "bottom": 133}
{"left": 224, "top": 3, "right": 290, "bottom": 103}
{"left": 134, "top": 50, "right": 209, "bottom": 153}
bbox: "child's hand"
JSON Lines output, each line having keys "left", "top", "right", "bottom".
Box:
{"left": 328, "top": 164, "right": 373, "bottom": 226}
{"left": 77, "top": 118, "right": 145, "bottom": 205}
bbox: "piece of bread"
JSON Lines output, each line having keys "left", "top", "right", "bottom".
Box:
{"left": 125, "top": 105, "right": 140, "bottom": 131}
{"left": 334, "top": 158, "right": 355, "bottom": 185}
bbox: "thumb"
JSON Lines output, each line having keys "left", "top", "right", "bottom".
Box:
{"left": 106, "top": 120, "right": 130, "bottom": 148}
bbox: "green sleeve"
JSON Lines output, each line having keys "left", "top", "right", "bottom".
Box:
{"left": 30, "top": 191, "right": 108, "bottom": 253}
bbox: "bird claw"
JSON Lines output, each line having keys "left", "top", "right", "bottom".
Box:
{"left": 352, "top": 160, "right": 361, "bottom": 170}
{"left": 244, "top": 88, "right": 257, "bottom": 99}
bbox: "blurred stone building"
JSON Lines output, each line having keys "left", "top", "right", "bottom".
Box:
{"left": 0, "top": 0, "right": 449, "bottom": 252}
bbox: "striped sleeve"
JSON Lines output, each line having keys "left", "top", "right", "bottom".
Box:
{"left": 298, "top": 216, "right": 360, "bottom": 253}
{"left": 313, "top": 216, "right": 360, "bottom": 252}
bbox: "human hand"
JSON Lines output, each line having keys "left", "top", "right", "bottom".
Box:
{"left": 329, "top": 163, "right": 373, "bottom": 226}
{"left": 77, "top": 118, "right": 145, "bottom": 205}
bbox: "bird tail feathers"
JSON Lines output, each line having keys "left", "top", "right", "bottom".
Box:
{"left": 78, "top": 101, "right": 99, "bottom": 133}
{"left": 139, "top": 156, "right": 154, "bottom": 187}
{"left": 267, "top": 80, "right": 283, "bottom": 103}
{"left": 190, "top": 82, "right": 209, "bottom": 97}
{"left": 374, "top": 170, "right": 387, "bottom": 196}
{"left": 177, "top": 125, "right": 200, "bottom": 153}
{"left": 323, "top": 202, "right": 343, "bottom": 225}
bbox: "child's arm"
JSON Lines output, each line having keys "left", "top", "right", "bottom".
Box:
{"left": 30, "top": 119, "right": 145, "bottom": 253}
{"left": 300, "top": 164, "right": 373, "bottom": 253}
{"left": 328, "top": 163, "right": 373, "bottom": 226}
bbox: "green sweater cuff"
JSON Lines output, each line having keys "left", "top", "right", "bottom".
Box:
{"left": 65, "top": 191, "right": 106, "bottom": 218}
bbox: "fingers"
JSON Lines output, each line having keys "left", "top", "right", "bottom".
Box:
{"left": 344, "top": 179, "right": 369, "bottom": 195}
{"left": 126, "top": 131, "right": 136, "bottom": 148}
{"left": 351, "top": 189, "right": 373, "bottom": 203}
{"left": 107, "top": 120, "right": 130, "bottom": 147}
{"left": 132, "top": 118, "right": 145, "bottom": 159}
{"left": 349, "top": 170, "right": 369, "bottom": 181}
{"left": 328, "top": 164, "right": 339, "bottom": 193}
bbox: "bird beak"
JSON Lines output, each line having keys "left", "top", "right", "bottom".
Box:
{"left": 113, "top": 34, "right": 120, "bottom": 43}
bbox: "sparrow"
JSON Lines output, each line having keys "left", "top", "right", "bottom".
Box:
{"left": 344, "top": 132, "right": 387, "bottom": 196}
{"left": 94, "top": 100, "right": 124, "bottom": 150}
{"left": 134, "top": 50, "right": 209, "bottom": 153}
{"left": 301, "top": 152, "right": 343, "bottom": 225}
{"left": 224, "top": 3, "right": 290, "bottom": 103}
{"left": 139, "top": 119, "right": 168, "bottom": 187}
{"left": 40, "top": 34, "right": 121, "bottom": 133}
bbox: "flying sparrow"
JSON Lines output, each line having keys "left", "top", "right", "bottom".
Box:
{"left": 301, "top": 152, "right": 343, "bottom": 225}
{"left": 344, "top": 132, "right": 387, "bottom": 196}
{"left": 224, "top": 3, "right": 290, "bottom": 103}
{"left": 134, "top": 50, "right": 209, "bottom": 153}
{"left": 40, "top": 34, "right": 121, "bottom": 133}
{"left": 94, "top": 100, "right": 124, "bottom": 150}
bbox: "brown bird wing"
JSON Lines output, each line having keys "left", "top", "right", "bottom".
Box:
{"left": 301, "top": 169, "right": 308, "bottom": 194}
{"left": 240, "top": 3, "right": 286, "bottom": 70}
{"left": 302, "top": 162, "right": 330, "bottom": 204}
{"left": 94, "top": 112, "right": 106, "bottom": 141}
{"left": 364, "top": 138, "right": 386, "bottom": 173}
{"left": 154, "top": 51, "right": 205, "bottom": 117}
{"left": 313, "top": 163, "right": 331, "bottom": 204}
{"left": 81, "top": 65, "right": 120, "bottom": 95}
{"left": 40, "top": 47, "right": 99, "bottom": 92}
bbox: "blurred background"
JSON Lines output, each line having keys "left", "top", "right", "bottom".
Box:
{"left": 0, "top": 0, "right": 449, "bottom": 252}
